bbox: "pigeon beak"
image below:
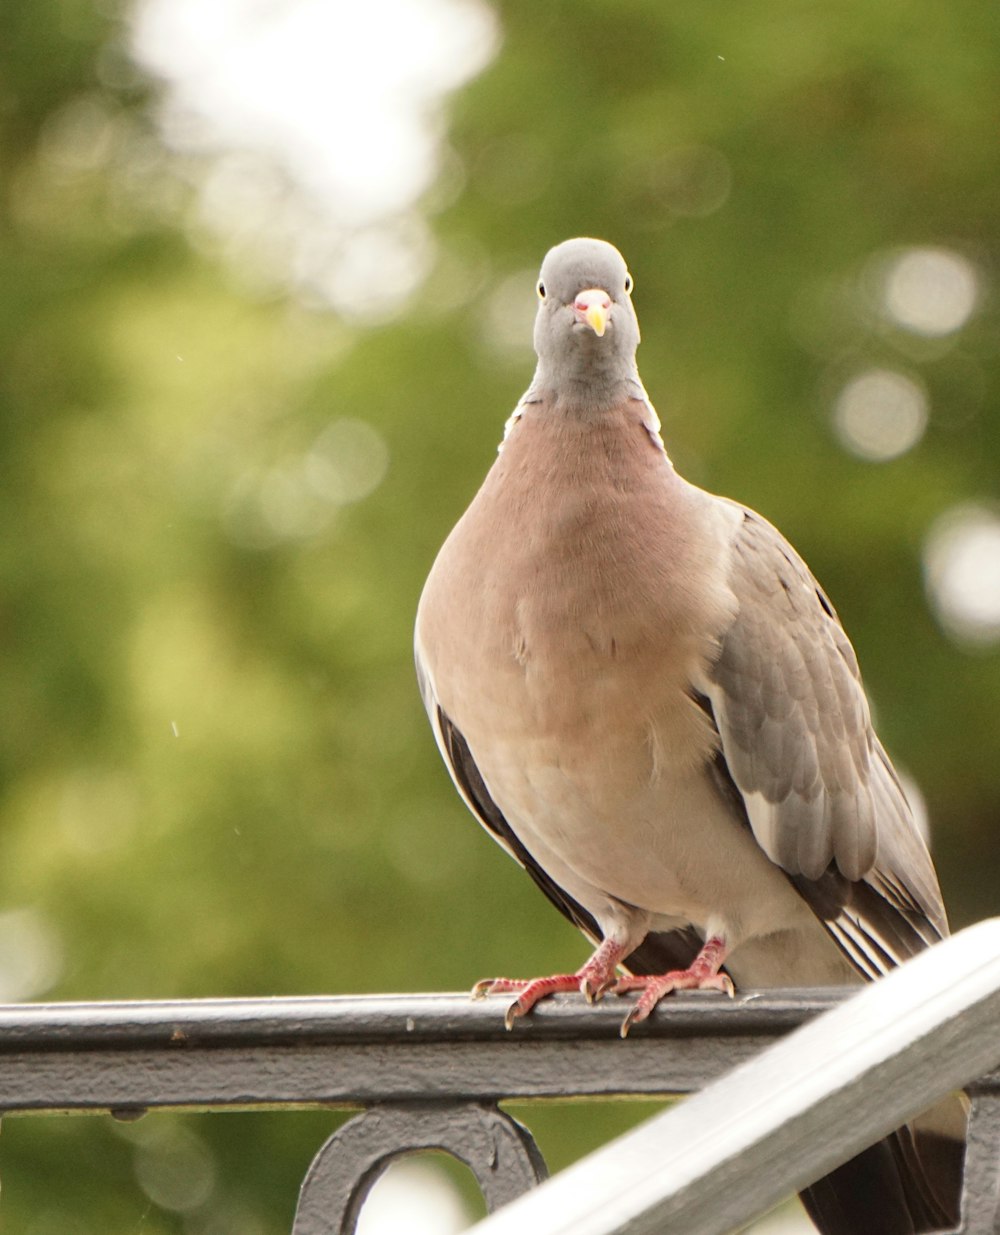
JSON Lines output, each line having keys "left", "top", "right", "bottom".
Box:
{"left": 574, "top": 288, "right": 612, "bottom": 337}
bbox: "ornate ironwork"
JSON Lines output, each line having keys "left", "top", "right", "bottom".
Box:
{"left": 293, "top": 1102, "right": 547, "bottom": 1234}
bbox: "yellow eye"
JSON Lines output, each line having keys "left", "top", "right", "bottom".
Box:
{"left": 536, "top": 281, "right": 546, "bottom": 299}
{"left": 624, "top": 273, "right": 634, "bottom": 295}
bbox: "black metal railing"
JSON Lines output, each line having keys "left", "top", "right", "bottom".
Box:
{"left": 2, "top": 918, "right": 1000, "bottom": 1234}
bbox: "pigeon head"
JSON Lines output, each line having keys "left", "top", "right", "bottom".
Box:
{"left": 531, "top": 237, "right": 641, "bottom": 407}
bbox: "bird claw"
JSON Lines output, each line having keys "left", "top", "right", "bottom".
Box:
{"left": 472, "top": 939, "right": 631, "bottom": 1027}
{"left": 620, "top": 1003, "right": 643, "bottom": 1039}
{"left": 504, "top": 997, "right": 529, "bottom": 1031}
{"left": 581, "top": 975, "right": 615, "bottom": 1003}
{"left": 471, "top": 977, "right": 527, "bottom": 999}
{"left": 475, "top": 968, "right": 617, "bottom": 1028}
{"left": 615, "top": 967, "right": 735, "bottom": 1037}
{"left": 471, "top": 979, "right": 538, "bottom": 1028}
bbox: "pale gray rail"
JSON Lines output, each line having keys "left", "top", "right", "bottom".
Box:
{"left": 0, "top": 920, "right": 998, "bottom": 1233}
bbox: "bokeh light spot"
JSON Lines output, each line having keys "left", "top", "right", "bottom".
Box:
{"left": 924, "top": 505, "right": 1000, "bottom": 646}
{"left": 133, "top": 1124, "right": 217, "bottom": 1214}
{"left": 883, "top": 247, "right": 979, "bottom": 337}
{"left": 481, "top": 269, "right": 537, "bottom": 356}
{"left": 653, "top": 145, "right": 732, "bottom": 218}
{"left": 129, "top": 0, "right": 499, "bottom": 312}
{"left": 258, "top": 463, "right": 330, "bottom": 540}
{"left": 356, "top": 1158, "right": 472, "bottom": 1235}
{"left": 37, "top": 95, "right": 120, "bottom": 176}
{"left": 222, "top": 420, "right": 389, "bottom": 548}
{"left": 305, "top": 419, "right": 390, "bottom": 506}
{"left": 833, "top": 369, "right": 928, "bottom": 461}
{"left": 0, "top": 908, "right": 63, "bottom": 1002}
{"left": 296, "top": 219, "right": 435, "bottom": 322}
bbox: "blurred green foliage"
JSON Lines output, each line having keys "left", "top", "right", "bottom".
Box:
{"left": 1, "top": 0, "right": 998, "bottom": 1229}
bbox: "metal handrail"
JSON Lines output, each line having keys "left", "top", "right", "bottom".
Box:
{"left": 0, "top": 987, "right": 850, "bottom": 1114}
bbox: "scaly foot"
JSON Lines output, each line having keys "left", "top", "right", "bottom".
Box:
{"left": 612, "top": 934, "right": 733, "bottom": 1037}
{"left": 473, "top": 936, "right": 628, "bottom": 1029}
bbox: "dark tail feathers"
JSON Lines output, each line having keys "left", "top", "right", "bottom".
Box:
{"left": 800, "top": 1125, "right": 965, "bottom": 1235}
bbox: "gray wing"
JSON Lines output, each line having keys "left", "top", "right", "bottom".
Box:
{"left": 700, "top": 506, "right": 947, "bottom": 975}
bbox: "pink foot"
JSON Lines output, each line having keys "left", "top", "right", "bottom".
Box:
{"left": 612, "top": 935, "right": 733, "bottom": 1037}
{"left": 472, "top": 937, "right": 628, "bottom": 1029}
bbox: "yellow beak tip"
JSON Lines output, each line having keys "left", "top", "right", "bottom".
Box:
{"left": 586, "top": 308, "right": 608, "bottom": 337}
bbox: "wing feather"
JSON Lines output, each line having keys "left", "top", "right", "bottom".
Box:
{"left": 700, "top": 506, "right": 947, "bottom": 978}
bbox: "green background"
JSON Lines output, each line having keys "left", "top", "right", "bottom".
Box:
{"left": 1, "top": 0, "right": 998, "bottom": 1229}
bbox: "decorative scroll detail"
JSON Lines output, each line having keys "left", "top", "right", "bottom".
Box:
{"left": 291, "top": 1100, "right": 548, "bottom": 1235}
{"left": 959, "top": 1089, "right": 1000, "bottom": 1235}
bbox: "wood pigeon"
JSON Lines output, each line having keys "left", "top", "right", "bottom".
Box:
{"left": 415, "top": 237, "right": 966, "bottom": 1234}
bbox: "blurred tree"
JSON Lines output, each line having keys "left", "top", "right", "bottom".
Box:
{"left": 0, "top": 0, "right": 998, "bottom": 1230}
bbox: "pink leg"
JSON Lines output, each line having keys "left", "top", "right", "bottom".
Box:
{"left": 473, "top": 936, "right": 629, "bottom": 1030}
{"left": 613, "top": 934, "right": 734, "bottom": 1037}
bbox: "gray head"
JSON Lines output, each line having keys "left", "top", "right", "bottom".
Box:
{"left": 531, "top": 237, "right": 641, "bottom": 408}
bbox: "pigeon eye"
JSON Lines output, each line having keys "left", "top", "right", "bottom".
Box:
{"left": 624, "top": 273, "right": 634, "bottom": 295}
{"left": 536, "top": 281, "right": 546, "bottom": 299}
